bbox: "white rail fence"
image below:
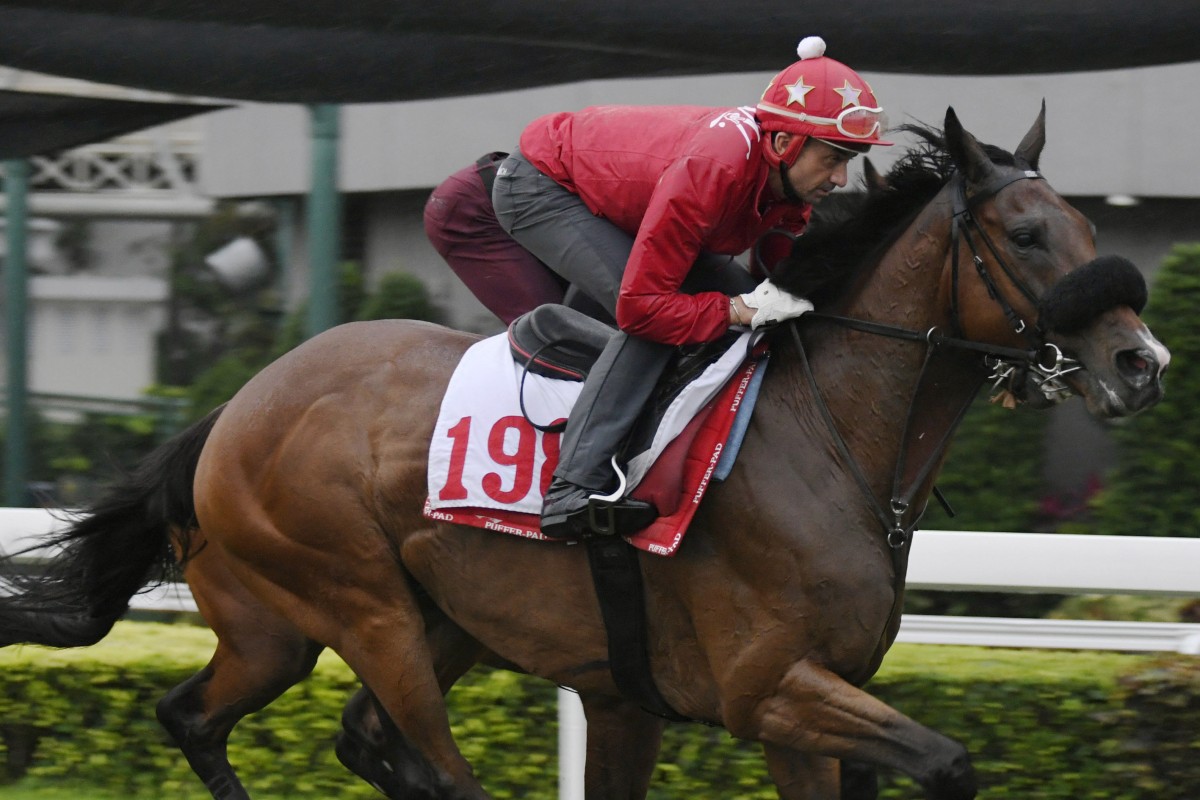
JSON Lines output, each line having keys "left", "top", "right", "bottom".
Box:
{"left": 5, "top": 507, "right": 1200, "bottom": 799}
{"left": 4, "top": 508, "right": 1199, "bottom": 653}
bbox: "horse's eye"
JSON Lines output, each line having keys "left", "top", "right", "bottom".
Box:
{"left": 1011, "top": 231, "right": 1037, "bottom": 249}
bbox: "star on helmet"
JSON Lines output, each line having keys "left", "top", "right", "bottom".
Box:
{"left": 785, "top": 77, "right": 814, "bottom": 107}
{"left": 834, "top": 80, "right": 863, "bottom": 109}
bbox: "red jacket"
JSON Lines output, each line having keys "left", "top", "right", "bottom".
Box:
{"left": 519, "top": 105, "right": 811, "bottom": 345}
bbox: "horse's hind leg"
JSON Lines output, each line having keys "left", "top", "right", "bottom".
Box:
{"left": 578, "top": 694, "right": 665, "bottom": 800}
{"left": 763, "top": 747, "right": 879, "bottom": 800}
{"left": 157, "top": 550, "right": 323, "bottom": 800}
{"left": 337, "top": 687, "right": 479, "bottom": 800}
{"left": 336, "top": 688, "right": 417, "bottom": 798}
{"left": 334, "top": 633, "right": 489, "bottom": 799}
{"left": 839, "top": 761, "right": 879, "bottom": 799}
{"left": 157, "top": 628, "right": 322, "bottom": 799}
{"left": 335, "top": 689, "right": 387, "bottom": 789}
{"left": 337, "top": 609, "right": 488, "bottom": 799}
{"left": 342, "top": 685, "right": 667, "bottom": 800}
{"left": 253, "top": 532, "right": 491, "bottom": 800}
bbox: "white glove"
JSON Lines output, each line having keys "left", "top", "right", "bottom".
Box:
{"left": 739, "top": 279, "right": 814, "bottom": 329}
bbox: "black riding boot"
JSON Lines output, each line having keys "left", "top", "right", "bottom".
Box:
{"left": 540, "top": 332, "right": 672, "bottom": 539}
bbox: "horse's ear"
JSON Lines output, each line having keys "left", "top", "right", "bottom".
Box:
{"left": 943, "top": 106, "right": 996, "bottom": 186}
{"left": 1014, "top": 99, "right": 1047, "bottom": 170}
{"left": 862, "top": 158, "right": 889, "bottom": 195}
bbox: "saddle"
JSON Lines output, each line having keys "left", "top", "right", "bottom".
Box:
{"left": 507, "top": 304, "right": 612, "bottom": 382}
{"left": 508, "top": 304, "right": 745, "bottom": 445}
{"left": 425, "top": 304, "right": 764, "bottom": 553}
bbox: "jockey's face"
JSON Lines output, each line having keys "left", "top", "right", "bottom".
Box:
{"left": 770, "top": 135, "right": 859, "bottom": 205}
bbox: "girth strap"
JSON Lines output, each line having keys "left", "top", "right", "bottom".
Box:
{"left": 584, "top": 536, "right": 691, "bottom": 722}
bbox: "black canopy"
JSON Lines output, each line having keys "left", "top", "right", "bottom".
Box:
{"left": 0, "top": 1, "right": 1197, "bottom": 103}
{"left": 0, "top": 89, "right": 225, "bottom": 160}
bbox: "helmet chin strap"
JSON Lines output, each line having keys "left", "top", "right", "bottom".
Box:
{"left": 779, "top": 163, "right": 803, "bottom": 203}
{"left": 767, "top": 132, "right": 807, "bottom": 203}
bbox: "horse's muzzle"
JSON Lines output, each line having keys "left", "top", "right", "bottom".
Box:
{"left": 1078, "top": 329, "right": 1170, "bottom": 417}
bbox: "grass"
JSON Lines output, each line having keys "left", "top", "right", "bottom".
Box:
{"left": 0, "top": 779, "right": 215, "bottom": 800}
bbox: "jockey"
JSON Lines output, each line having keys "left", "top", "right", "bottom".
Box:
{"left": 445, "top": 37, "right": 890, "bottom": 539}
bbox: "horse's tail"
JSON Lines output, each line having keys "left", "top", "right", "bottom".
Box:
{"left": 0, "top": 405, "right": 224, "bottom": 648}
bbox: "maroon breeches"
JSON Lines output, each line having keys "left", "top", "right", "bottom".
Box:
{"left": 423, "top": 160, "right": 568, "bottom": 325}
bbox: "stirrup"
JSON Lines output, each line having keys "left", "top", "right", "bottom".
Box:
{"left": 587, "top": 457, "right": 630, "bottom": 536}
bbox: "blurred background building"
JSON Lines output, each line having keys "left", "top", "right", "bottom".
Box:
{"left": 1, "top": 60, "right": 1198, "bottom": 493}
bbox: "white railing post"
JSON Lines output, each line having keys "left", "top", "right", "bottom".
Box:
{"left": 557, "top": 688, "right": 586, "bottom": 800}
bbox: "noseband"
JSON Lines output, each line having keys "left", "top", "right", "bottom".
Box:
{"left": 1038, "top": 254, "right": 1147, "bottom": 333}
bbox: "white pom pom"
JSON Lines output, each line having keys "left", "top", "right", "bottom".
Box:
{"left": 796, "top": 36, "right": 826, "bottom": 60}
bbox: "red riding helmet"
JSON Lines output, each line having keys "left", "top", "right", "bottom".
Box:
{"left": 757, "top": 36, "right": 892, "bottom": 168}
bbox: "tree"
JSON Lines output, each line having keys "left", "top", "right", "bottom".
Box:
{"left": 158, "top": 205, "right": 277, "bottom": 387}
{"left": 356, "top": 271, "right": 444, "bottom": 324}
{"left": 921, "top": 399, "right": 1048, "bottom": 534}
{"left": 184, "top": 264, "right": 445, "bottom": 421}
{"left": 1094, "top": 243, "right": 1200, "bottom": 538}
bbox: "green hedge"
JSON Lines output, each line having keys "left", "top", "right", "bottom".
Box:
{"left": 1, "top": 622, "right": 1197, "bottom": 798}
{"left": 1096, "top": 242, "right": 1200, "bottom": 539}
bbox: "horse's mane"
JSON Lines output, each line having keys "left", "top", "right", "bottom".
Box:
{"left": 770, "top": 123, "right": 1017, "bottom": 307}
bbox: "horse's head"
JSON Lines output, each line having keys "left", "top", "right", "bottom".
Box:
{"left": 941, "top": 104, "right": 1169, "bottom": 418}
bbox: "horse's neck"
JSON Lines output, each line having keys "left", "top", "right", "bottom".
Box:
{"left": 851, "top": 194, "right": 956, "bottom": 333}
{"left": 767, "top": 192, "right": 982, "bottom": 504}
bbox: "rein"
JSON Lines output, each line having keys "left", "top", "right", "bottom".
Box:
{"left": 804, "top": 312, "right": 1035, "bottom": 363}
{"left": 786, "top": 319, "right": 985, "bottom": 552}
{"left": 785, "top": 313, "right": 989, "bottom": 675}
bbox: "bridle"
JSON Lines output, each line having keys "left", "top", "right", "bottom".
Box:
{"left": 785, "top": 167, "right": 1084, "bottom": 555}
{"left": 947, "top": 169, "right": 1082, "bottom": 400}
{"left": 949, "top": 169, "right": 1043, "bottom": 337}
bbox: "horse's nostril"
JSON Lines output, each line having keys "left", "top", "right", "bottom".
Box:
{"left": 1116, "top": 349, "right": 1155, "bottom": 383}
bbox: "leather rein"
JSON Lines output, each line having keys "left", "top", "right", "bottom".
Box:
{"left": 785, "top": 169, "right": 1077, "bottom": 552}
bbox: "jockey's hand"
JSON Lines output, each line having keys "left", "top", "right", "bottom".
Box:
{"left": 739, "top": 279, "right": 814, "bottom": 329}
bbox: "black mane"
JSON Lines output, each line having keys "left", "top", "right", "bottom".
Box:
{"left": 769, "top": 123, "right": 1017, "bottom": 307}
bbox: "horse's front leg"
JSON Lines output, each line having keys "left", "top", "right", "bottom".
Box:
{"left": 762, "top": 746, "right": 879, "bottom": 800}
{"left": 840, "top": 761, "right": 880, "bottom": 799}
{"left": 579, "top": 693, "right": 666, "bottom": 800}
{"left": 762, "top": 744, "right": 838, "bottom": 800}
{"left": 736, "top": 661, "right": 976, "bottom": 800}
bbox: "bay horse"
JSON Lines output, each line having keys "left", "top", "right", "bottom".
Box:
{"left": 0, "top": 106, "right": 1169, "bottom": 799}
